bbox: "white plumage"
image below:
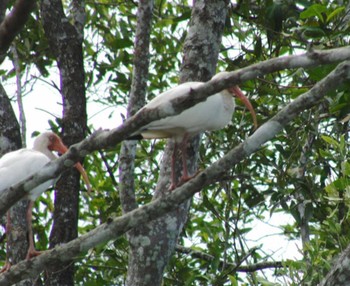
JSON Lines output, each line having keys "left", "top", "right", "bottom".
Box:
{"left": 136, "top": 82, "right": 237, "bottom": 142}
{"left": 0, "top": 132, "right": 91, "bottom": 271}
{"left": 0, "top": 149, "right": 53, "bottom": 200}
{"left": 132, "top": 72, "right": 257, "bottom": 189}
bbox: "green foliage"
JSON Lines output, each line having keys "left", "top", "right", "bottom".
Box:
{"left": 2, "top": 0, "right": 350, "bottom": 285}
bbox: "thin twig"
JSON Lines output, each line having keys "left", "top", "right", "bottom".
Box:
{"left": 11, "top": 44, "right": 26, "bottom": 146}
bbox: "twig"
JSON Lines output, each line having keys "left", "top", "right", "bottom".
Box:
{"left": 11, "top": 44, "right": 26, "bottom": 146}
{"left": 176, "top": 245, "right": 283, "bottom": 272}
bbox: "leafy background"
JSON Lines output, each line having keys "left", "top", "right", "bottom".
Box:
{"left": 2, "top": 0, "right": 350, "bottom": 285}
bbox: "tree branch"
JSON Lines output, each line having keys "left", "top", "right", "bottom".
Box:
{"left": 0, "top": 57, "right": 349, "bottom": 285}
{"left": 175, "top": 245, "right": 283, "bottom": 272}
{"left": 0, "top": 47, "right": 350, "bottom": 218}
{"left": 119, "top": 0, "right": 154, "bottom": 214}
{"left": 320, "top": 243, "right": 350, "bottom": 285}
{"left": 0, "top": 0, "right": 36, "bottom": 58}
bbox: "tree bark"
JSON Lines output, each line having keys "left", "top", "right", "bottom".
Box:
{"left": 0, "top": 47, "right": 348, "bottom": 221}
{"left": 124, "top": 1, "right": 228, "bottom": 285}
{"left": 0, "top": 85, "right": 21, "bottom": 154}
{"left": 0, "top": 55, "right": 350, "bottom": 285}
{"left": 0, "top": 2, "right": 32, "bottom": 285}
{"left": 0, "top": 0, "right": 36, "bottom": 62}
{"left": 0, "top": 83, "right": 31, "bottom": 286}
{"left": 119, "top": 0, "right": 154, "bottom": 215}
{"left": 40, "top": 0, "right": 87, "bottom": 285}
{"left": 320, "top": 243, "right": 350, "bottom": 286}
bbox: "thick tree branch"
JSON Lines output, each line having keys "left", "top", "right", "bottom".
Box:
{"left": 0, "top": 48, "right": 350, "bottom": 217}
{"left": 0, "top": 0, "right": 36, "bottom": 58}
{"left": 320, "top": 243, "right": 350, "bottom": 285}
{"left": 0, "top": 1, "right": 9, "bottom": 23}
{"left": 0, "top": 58, "right": 349, "bottom": 285}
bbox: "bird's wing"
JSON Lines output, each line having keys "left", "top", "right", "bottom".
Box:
{"left": 0, "top": 149, "right": 50, "bottom": 192}
{"left": 142, "top": 81, "right": 203, "bottom": 109}
{"left": 133, "top": 81, "right": 203, "bottom": 139}
{"left": 141, "top": 93, "right": 235, "bottom": 136}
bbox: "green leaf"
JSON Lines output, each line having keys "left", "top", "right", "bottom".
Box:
{"left": 326, "top": 7, "right": 345, "bottom": 23}
{"left": 300, "top": 4, "right": 327, "bottom": 22}
{"left": 113, "top": 38, "right": 133, "bottom": 50}
{"left": 228, "top": 275, "right": 238, "bottom": 286}
{"left": 302, "top": 26, "right": 327, "bottom": 38}
{"left": 330, "top": 177, "right": 348, "bottom": 191}
{"left": 256, "top": 276, "right": 280, "bottom": 285}
{"left": 341, "top": 161, "right": 350, "bottom": 176}
{"left": 319, "top": 148, "right": 331, "bottom": 159}
{"left": 321, "top": 135, "right": 339, "bottom": 149}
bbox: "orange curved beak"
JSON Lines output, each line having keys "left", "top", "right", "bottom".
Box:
{"left": 229, "top": 86, "right": 258, "bottom": 129}
{"left": 52, "top": 139, "right": 92, "bottom": 193}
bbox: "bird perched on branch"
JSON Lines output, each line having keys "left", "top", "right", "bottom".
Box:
{"left": 0, "top": 132, "right": 91, "bottom": 271}
{"left": 130, "top": 72, "right": 258, "bottom": 189}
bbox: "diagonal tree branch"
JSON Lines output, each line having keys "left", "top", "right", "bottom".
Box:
{"left": 0, "top": 58, "right": 349, "bottom": 285}
{"left": 0, "top": 0, "right": 36, "bottom": 59}
{"left": 320, "top": 242, "right": 350, "bottom": 285}
{"left": 0, "top": 48, "right": 350, "bottom": 217}
{"left": 0, "top": 47, "right": 350, "bottom": 218}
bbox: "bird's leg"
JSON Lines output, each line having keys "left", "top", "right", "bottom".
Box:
{"left": 25, "top": 201, "right": 41, "bottom": 260}
{"left": 169, "top": 135, "right": 199, "bottom": 190}
{"left": 178, "top": 134, "right": 199, "bottom": 186}
{"left": 181, "top": 134, "right": 190, "bottom": 180}
{"left": 0, "top": 211, "right": 12, "bottom": 273}
{"left": 169, "top": 142, "right": 179, "bottom": 190}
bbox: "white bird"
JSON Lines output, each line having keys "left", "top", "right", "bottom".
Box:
{"left": 0, "top": 132, "right": 91, "bottom": 271}
{"left": 131, "top": 72, "right": 258, "bottom": 189}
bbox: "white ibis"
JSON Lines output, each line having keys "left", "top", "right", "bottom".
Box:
{"left": 131, "top": 72, "right": 257, "bottom": 189}
{"left": 0, "top": 132, "right": 91, "bottom": 271}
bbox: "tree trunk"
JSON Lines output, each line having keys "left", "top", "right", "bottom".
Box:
{"left": 123, "top": 1, "right": 228, "bottom": 285}
{"left": 0, "top": 2, "right": 41, "bottom": 285}
{"left": 40, "top": 0, "right": 87, "bottom": 285}
{"left": 0, "top": 0, "right": 36, "bottom": 60}
{"left": 119, "top": 0, "right": 154, "bottom": 215}
{"left": 0, "top": 83, "right": 32, "bottom": 286}
{"left": 320, "top": 243, "right": 350, "bottom": 286}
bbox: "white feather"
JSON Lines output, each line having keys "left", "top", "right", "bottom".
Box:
{"left": 134, "top": 82, "right": 235, "bottom": 142}
{"left": 0, "top": 149, "right": 54, "bottom": 200}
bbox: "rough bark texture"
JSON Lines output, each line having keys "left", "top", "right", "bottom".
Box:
{"left": 0, "top": 1, "right": 9, "bottom": 23}
{"left": 0, "top": 2, "right": 32, "bottom": 285}
{"left": 124, "top": 1, "right": 228, "bottom": 285}
{"left": 0, "top": 47, "right": 349, "bottom": 220}
{"left": 0, "top": 0, "right": 36, "bottom": 61}
{"left": 0, "top": 83, "right": 31, "bottom": 286}
{"left": 119, "top": 0, "right": 154, "bottom": 215}
{"left": 40, "top": 0, "right": 87, "bottom": 285}
{"left": 293, "top": 130, "right": 315, "bottom": 271}
{"left": 0, "top": 86, "right": 22, "bottom": 155}
{"left": 179, "top": 0, "right": 228, "bottom": 83}
{"left": 0, "top": 57, "right": 350, "bottom": 286}
{"left": 320, "top": 243, "right": 350, "bottom": 286}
